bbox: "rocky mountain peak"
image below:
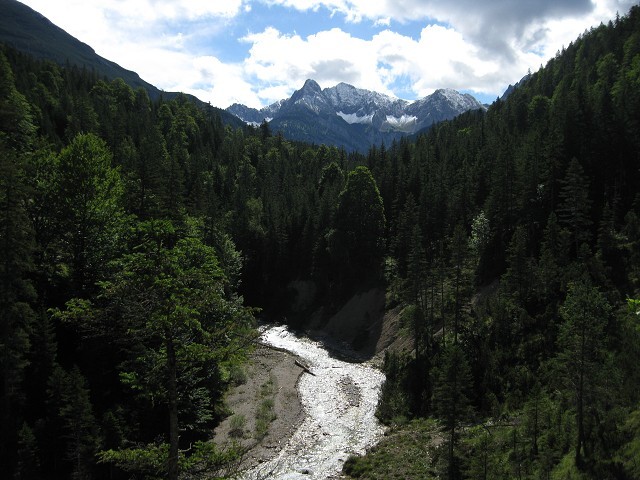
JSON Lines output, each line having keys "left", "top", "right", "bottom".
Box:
{"left": 290, "top": 79, "right": 322, "bottom": 102}
{"left": 227, "top": 79, "right": 486, "bottom": 151}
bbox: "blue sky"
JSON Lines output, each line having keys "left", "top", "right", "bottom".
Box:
{"left": 19, "top": 0, "right": 635, "bottom": 108}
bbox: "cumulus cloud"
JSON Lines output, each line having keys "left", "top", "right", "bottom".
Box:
{"left": 261, "top": 0, "right": 634, "bottom": 69}
{"left": 239, "top": 23, "right": 515, "bottom": 102}
{"left": 241, "top": 27, "right": 394, "bottom": 98}
{"left": 20, "top": 0, "right": 252, "bottom": 106}
{"left": 18, "top": 0, "right": 633, "bottom": 108}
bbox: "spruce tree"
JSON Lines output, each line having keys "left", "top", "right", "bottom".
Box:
{"left": 335, "top": 166, "right": 386, "bottom": 281}
{"left": 433, "top": 343, "right": 473, "bottom": 480}
{"left": 558, "top": 157, "right": 592, "bottom": 257}
{"left": 0, "top": 50, "right": 36, "bottom": 474}
{"left": 557, "top": 280, "right": 611, "bottom": 465}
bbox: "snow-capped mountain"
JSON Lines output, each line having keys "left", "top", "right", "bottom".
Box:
{"left": 227, "top": 79, "right": 485, "bottom": 151}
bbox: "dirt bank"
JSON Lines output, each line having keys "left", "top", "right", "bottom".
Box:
{"left": 214, "top": 344, "right": 306, "bottom": 472}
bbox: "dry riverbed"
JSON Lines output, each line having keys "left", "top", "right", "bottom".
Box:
{"left": 214, "top": 343, "right": 307, "bottom": 471}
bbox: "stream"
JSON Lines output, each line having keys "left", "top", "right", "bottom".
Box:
{"left": 243, "top": 325, "right": 386, "bottom": 480}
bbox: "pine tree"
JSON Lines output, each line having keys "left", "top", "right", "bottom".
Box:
{"left": 14, "top": 422, "right": 40, "bottom": 480}
{"left": 394, "top": 193, "right": 419, "bottom": 279}
{"left": 58, "top": 367, "right": 99, "bottom": 480}
{"left": 54, "top": 133, "right": 125, "bottom": 294}
{"left": 433, "top": 343, "right": 473, "bottom": 479}
{"left": 558, "top": 157, "right": 592, "bottom": 258}
{"left": 0, "top": 50, "right": 37, "bottom": 474}
{"left": 503, "top": 225, "right": 532, "bottom": 305}
{"left": 558, "top": 280, "right": 611, "bottom": 465}
{"left": 335, "top": 166, "right": 386, "bottom": 280}
{"left": 450, "top": 224, "right": 468, "bottom": 344}
{"left": 80, "top": 221, "right": 254, "bottom": 480}
{"left": 135, "top": 125, "right": 169, "bottom": 219}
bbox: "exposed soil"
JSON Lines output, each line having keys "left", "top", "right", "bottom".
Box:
{"left": 214, "top": 344, "right": 306, "bottom": 472}
{"left": 308, "top": 287, "right": 413, "bottom": 363}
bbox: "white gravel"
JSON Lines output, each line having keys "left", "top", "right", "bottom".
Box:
{"left": 243, "top": 325, "right": 386, "bottom": 480}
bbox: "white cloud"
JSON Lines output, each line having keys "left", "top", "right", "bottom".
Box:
{"left": 238, "top": 23, "right": 523, "bottom": 104}
{"left": 19, "top": 0, "right": 252, "bottom": 106}
{"left": 182, "top": 56, "right": 262, "bottom": 108}
{"left": 374, "top": 17, "right": 391, "bottom": 27}
{"left": 241, "top": 27, "right": 392, "bottom": 97}
{"left": 17, "top": 0, "right": 632, "bottom": 109}
{"left": 259, "top": 0, "right": 633, "bottom": 78}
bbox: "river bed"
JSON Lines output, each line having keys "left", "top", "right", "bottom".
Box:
{"left": 243, "top": 325, "right": 386, "bottom": 480}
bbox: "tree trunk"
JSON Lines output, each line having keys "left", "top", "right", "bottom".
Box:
{"left": 167, "top": 336, "right": 179, "bottom": 480}
{"left": 576, "top": 325, "right": 586, "bottom": 466}
{"left": 449, "top": 425, "right": 455, "bottom": 480}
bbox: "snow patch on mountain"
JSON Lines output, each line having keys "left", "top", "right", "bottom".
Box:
{"left": 385, "top": 114, "right": 418, "bottom": 128}
{"left": 337, "top": 111, "right": 374, "bottom": 125}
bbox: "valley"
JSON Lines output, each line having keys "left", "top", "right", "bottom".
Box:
{"left": 1, "top": 2, "right": 640, "bottom": 480}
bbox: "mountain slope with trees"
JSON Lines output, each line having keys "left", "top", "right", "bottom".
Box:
{"left": 345, "top": 7, "right": 640, "bottom": 479}
{"left": 0, "top": 0, "right": 245, "bottom": 128}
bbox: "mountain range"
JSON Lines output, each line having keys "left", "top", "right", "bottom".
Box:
{"left": 228, "top": 79, "right": 486, "bottom": 152}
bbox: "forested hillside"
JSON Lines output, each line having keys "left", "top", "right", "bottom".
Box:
{"left": 347, "top": 7, "right": 640, "bottom": 480}
{"left": 0, "top": 5, "right": 640, "bottom": 480}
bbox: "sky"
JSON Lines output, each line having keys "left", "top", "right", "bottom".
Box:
{"left": 18, "top": 0, "right": 637, "bottom": 108}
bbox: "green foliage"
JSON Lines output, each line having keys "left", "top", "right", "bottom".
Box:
{"left": 433, "top": 343, "right": 473, "bottom": 479}
{"left": 335, "top": 165, "right": 387, "bottom": 281}
{"left": 14, "top": 422, "right": 40, "bottom": 480}
{"left": 377, "top": 351, "right": 412, "bottom": 424}
{"left": 53, "top": 132, "right": 125, "bottom": 293}
{"left": 47, "top": 365, "right": 100, "bottom": 480}
{"left": 98, "top": 441, "right": 244, "bottom": 480}
{"left": 558, "top": 158, "right": 592, "bottom": 257}
{"left": 229, "top": 414, "right": 246, "bottom": 438}
{"left": 254, "top": 375, "right": 277, "bottom": 440}
{"left": 616, "top": 408, "right": 640, "bottom": 478}
{"left": 90, "top": 220, "right": 253, "bottom": 478}
{"left": 550, "top": 452, "right": 590, "bottom": 480}
{"left": 343, "top": 419, "right": 440, "bottom": 479}
{"left": 98, "top": 443, "right": 168, "bottom": 479}
{"left": 255, "top": 398, "right": 276, "bottom": 440}
{"left": 0, "top": 49, "right": 37, "bottom": 474}
{"left": 557, "top": 281, "right": 611, "bottom": 463}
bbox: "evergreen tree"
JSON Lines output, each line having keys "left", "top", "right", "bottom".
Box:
{"left": 433, "top": 343, "right": 473, "bottom": 480}
{"left": 503, "top": 225, "right": 532, "bottom": 305}
{"left": 335, "top": 166, "right": 386, "bottom": 281}
{"left": 53, "top": 133, "right": 125, "bottom": 295}
{"left": 558, "top": 157, "right": 593, "bottom": 257}
{"left": 557, "top": 280, "right": 611, "bottom": 465}
{"left": 57, "top": 367, "right": 99, "bottom": 480}
{"left": 134, "top": 125, "right": 169, "bottom": 219}
{"left": 450, "top": 224, "right": 468, "bottom": 344}
{"left": 0, "top": 49, "right": 37, "bottom": 473}
{"left": 14, "top": 422, "right": 41, "bottom": 480}
{"left": 76, "top": 221, "right": 254, "bottom": 480}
